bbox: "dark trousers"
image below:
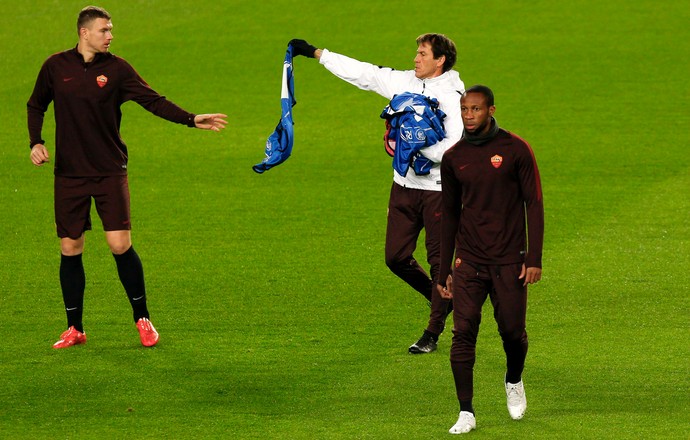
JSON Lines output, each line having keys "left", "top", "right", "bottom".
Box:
{"left": 384, "top": 182, "right": 451, "bottom": 334}
{"left": 450, "top": 261, "right": 528, "bottom": 402}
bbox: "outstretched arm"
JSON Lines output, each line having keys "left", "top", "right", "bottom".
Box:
{"left": 290, "top": 38, "right": 407, "bottom": 99}
{"left": 193, "top": 114, "right": 228, "bottom": 132}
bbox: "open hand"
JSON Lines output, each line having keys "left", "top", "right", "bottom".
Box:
{"left": 194, "top": 114, "right": 228, "bottom": 132}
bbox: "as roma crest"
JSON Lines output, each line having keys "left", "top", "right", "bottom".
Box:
{"left": 96, "top": 75, "right": 108, "bottom": 88}
{"left": 491, "top": 154, "right": 503, "bottom": 169}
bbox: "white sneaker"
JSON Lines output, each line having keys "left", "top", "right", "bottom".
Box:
{"left": 449, "top": 411, "right": 476, "bottom": 434}
{"left": 505, "top": 380, "right": 527, "bottom": 420}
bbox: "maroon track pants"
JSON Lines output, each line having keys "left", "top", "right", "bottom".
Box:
{"left": 450, "top": 260, "right": 528, "bottom": 402}
{"left": 384, "top": 182, "right": 451, "bottom": 334}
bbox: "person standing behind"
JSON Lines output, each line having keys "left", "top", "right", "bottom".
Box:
{"left": 290, "top": 35, "right": 464, "bottom": 354}
{"left": 27, "top": 6, "right": 227, "bottom": 349}
{"left": 437, "top": 85, "right": 544, "bottom": 434}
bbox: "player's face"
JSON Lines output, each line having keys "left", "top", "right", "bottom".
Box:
{"left": 414, "top": 43, "right": 444, "bottom": 79}
{"left": 461, "top": 92, "right": 496, "bottom": 134}
{"left": 81, "top": 18, "right": 113, "bottom": 53}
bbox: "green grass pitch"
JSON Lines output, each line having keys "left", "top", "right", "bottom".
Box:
{"left": 0, "top": 0, "right": 688, "bottom": 438}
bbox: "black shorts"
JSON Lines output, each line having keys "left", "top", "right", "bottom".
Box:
{"left": 54, "top": 175, "right": 131, "bottom": 239}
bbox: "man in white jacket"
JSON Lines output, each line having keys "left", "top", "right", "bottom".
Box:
{"left": 291, "top": 35, "right": 465, "bottom": 354}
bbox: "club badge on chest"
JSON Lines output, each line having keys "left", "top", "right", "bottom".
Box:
{"left": 96, "top": 75, "right": 108, "bottom": 88}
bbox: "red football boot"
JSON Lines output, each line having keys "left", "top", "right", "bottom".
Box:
{"left": 136, "top": 318, "right": 159, "bottom": 347}
{"left": 53, "top": 326, "right": 87, "bottom": 349}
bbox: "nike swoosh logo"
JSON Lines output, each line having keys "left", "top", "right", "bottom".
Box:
{"left": 63, "top": 77, "right": 74, "bottom": 82}
{"left": 132, "top": 296, "right": 144, "bottom": 301}
{"left": 459, "top": 164, "right": 470, "bottom": 170}
{"left": 65, "top": 307, "right": 78, "bottom": 311}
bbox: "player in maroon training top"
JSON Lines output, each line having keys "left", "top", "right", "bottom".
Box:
{"left": 437, "top": 85, "right": 544, "bottom": 434}
{"left": 27, "top": 6, "right": 227, "bottom": 349}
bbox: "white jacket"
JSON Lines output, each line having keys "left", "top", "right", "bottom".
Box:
{"left": 319, "top": 48, "right": 465, "bottom": 191}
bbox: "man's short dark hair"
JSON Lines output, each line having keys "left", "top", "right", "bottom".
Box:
{"left": 463, "top": 85, "right": 495, "bottom": 107}
{"left": 416, "top": 33, "right": 457, "bottom": 72}
{"left": 77, "top": 6, "right": 111, "bottom": 34}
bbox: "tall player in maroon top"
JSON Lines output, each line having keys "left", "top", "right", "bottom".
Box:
{"left": 27, "top": 6, "right": 227, "bottom": 349}
{"left": 437, "top": 85, "right": 544, "bottom": 434}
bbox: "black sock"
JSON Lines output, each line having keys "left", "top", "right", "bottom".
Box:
{"left": 504, "top": 338, "right": 527, "bottom": 384}
{"left": 424, "top": 329, "right": 440, "bottom": 342}
{"left": 113, "top": 246, "right": 149, "bottom": 323}
{"left": 460, "top": 400, "right": 474, "bottom": 414}
{"left": 60, "top": 254, "right": 85, "bottom": 333}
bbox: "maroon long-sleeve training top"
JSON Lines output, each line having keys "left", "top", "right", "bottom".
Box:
{"left": 438, "top": 127, "right": 544, "bottom": 283}
{"left": 27, "top": 47, "right": 196, "bottom": 177}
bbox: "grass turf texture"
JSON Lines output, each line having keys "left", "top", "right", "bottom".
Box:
{"left": 1, "top": 0, "right": 688, "bottom": 438}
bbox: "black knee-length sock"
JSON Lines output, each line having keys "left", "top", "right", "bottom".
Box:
{"left": 113, "top": 246, "right": 149, "bottom": 323}
{"left": 504, "top": 338, "right": 528, "bottom": 384}
{"left": 60, "top": 254, "right": 85, "bottom": 332}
